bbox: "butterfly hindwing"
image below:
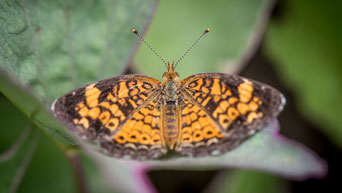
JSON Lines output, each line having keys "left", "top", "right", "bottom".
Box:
{"left": 99, "top": 99, "right": 167, "bottom": 159}
{"left": 176, "top": 97, "right": 227, "bottom": 156}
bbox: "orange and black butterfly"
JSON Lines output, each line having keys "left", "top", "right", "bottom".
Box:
{"left": 52, "top": 29, "right": 285, "bottom": 160}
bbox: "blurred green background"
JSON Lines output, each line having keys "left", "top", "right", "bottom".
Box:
{"left": 0, "top": 0, "right": 340, "bottom": 193}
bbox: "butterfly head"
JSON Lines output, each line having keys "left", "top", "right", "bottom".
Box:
{"left": 163, "top": 62, "right": 179, "bottom": 81}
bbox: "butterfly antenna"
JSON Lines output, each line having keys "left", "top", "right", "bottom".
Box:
{"left": 132, "top": 28, "right": 167, "bottom": 68}
{"left": 174, "top": 28, "right": 210, "bottom": 69}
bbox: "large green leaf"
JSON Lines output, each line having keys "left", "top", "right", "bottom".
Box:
{"left": 0, "top": 0, "right": 157, "bottom": 102}
{"left": 134, "top": 0, "right": 274, "bottom": 79}
{"left": 82, "top": 121, "right": 326, "bottom": 193}
{"left": 0, "top": 0, "right": 158, "bottom": 144}
{"left": 265, "top": 0, "right": 341, "bottom": 146}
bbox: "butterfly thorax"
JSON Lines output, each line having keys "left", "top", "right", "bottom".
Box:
{"left": 161, "top": 63, "right": 180, "bottom": 104}
{"left": 160, "top": 63, "right": 181, "bottom": 149}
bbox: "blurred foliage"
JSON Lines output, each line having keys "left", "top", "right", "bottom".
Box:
{"left": 213, "top": 170, "right": 287, "bottom": 193}
{"left": 0, "top": 95, "right": 32, "bottom": 193}
{"left": 81, "top": 155, "right": 114, "bottom": 193}
{"left": 265, "top": 0, "right": 341, "bottom": 146}
{"left": 17, "top": 131, "right": 74, "bottom": 193}
{"left": 0, "top": 94, "right": 74, "bottom": 193}
{"left": 134, "top": 0, "right": 272, "bottom": 79}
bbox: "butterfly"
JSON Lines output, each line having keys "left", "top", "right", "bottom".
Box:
{"left": 52, "top": 29, "right": 285, "bottom": 160}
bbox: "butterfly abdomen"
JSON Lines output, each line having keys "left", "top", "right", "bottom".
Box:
{"left": 162, "top": 102, "right": 180, "bottom": 149}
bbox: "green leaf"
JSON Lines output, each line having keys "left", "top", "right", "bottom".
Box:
{"left": 0, "top": 0, "right": 157, "bottom": 102}
{"left": 0, "top": 71, "right": 74, "bottom": 145}
{"left": 265, "top": 0, "right": 341, "bottom": 146}
{"left": 0, "top": 126, "right": 38, "bottom": 193}
{"left": 0, "top": 95, "right": 74, "bottom": 193}
{"left": 81, "top": 121, "right": 326, "bottom": 193}
{"left": 212, "top": 170, "right": 286, "bottom": 193}
{"left": 145, "top": 121, "right": 326, "bottom": 178}
{"left": 17, "top": 130, "right": 75, "bottom": 193}
{"left": 0, "top": 0, "right": 158, "bottom": 144}
{"left": 81, "top": 155, "right": 114, "bottom": 193}
{"left": 82, "top": 143, "right": 156, "bottom": 193}
{"left": 134, "top": 0, "right": 274, "bottom": 79}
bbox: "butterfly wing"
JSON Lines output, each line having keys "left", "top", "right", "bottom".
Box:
{"left": 176, "top": 73, "right": 285, "bottom": 156}
{"left": 176, "top": 97, "right": 227, "bottom": 156}
{"left": 100, "top": 99, "right": 167, "bottom": 159}
{"left": 53, "top": 74, "right": 167, "bottom": 159}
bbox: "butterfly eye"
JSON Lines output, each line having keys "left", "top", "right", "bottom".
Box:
{"left": 162, "top": 72, "right": 166, "bottom": 78}
{"left": 175, "top": 72, "right": 179, "bottom": 77}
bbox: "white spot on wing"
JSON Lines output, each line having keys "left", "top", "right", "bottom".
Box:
{"left": 124, "top": 143, "right": 137, "bottom": 150}
{"left": 51, "top": 99, "right": 57, "bottom": 111}
{"left": 279, "top": 94, "right": 286, "bottom": 111}
{"left": 195, "top": 142, "right": 206, "bottom": 147}
{"left": 211, "top": 150, "right": 221, "bottom": 156}
{"left": 207, "top": 138, "right": 218, "bottom": 146}
{"left": 86, "top": 83, "right": 96, "bottom": 90}
{"left": 248, "top": 129, "right": 256, "bottom": 135}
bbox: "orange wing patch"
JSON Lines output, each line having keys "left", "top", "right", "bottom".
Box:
{"left": 100, "top": 100, "right": 167, "bottom": 159}
{"left": 113, "top": 100, "right": 164, "bottom": 146}
{"left": 72, "top": 78, "right": 158, "bottom": 134}
{"left": 176, "top": 99, "right": 225, "bottom": 156}
{"left": 181, "top": 76, "right": 265, "bottom": 132}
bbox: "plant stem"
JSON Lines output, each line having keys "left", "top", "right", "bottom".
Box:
{"left": 65, "top": 150, "right": 90, "bottom": 193}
